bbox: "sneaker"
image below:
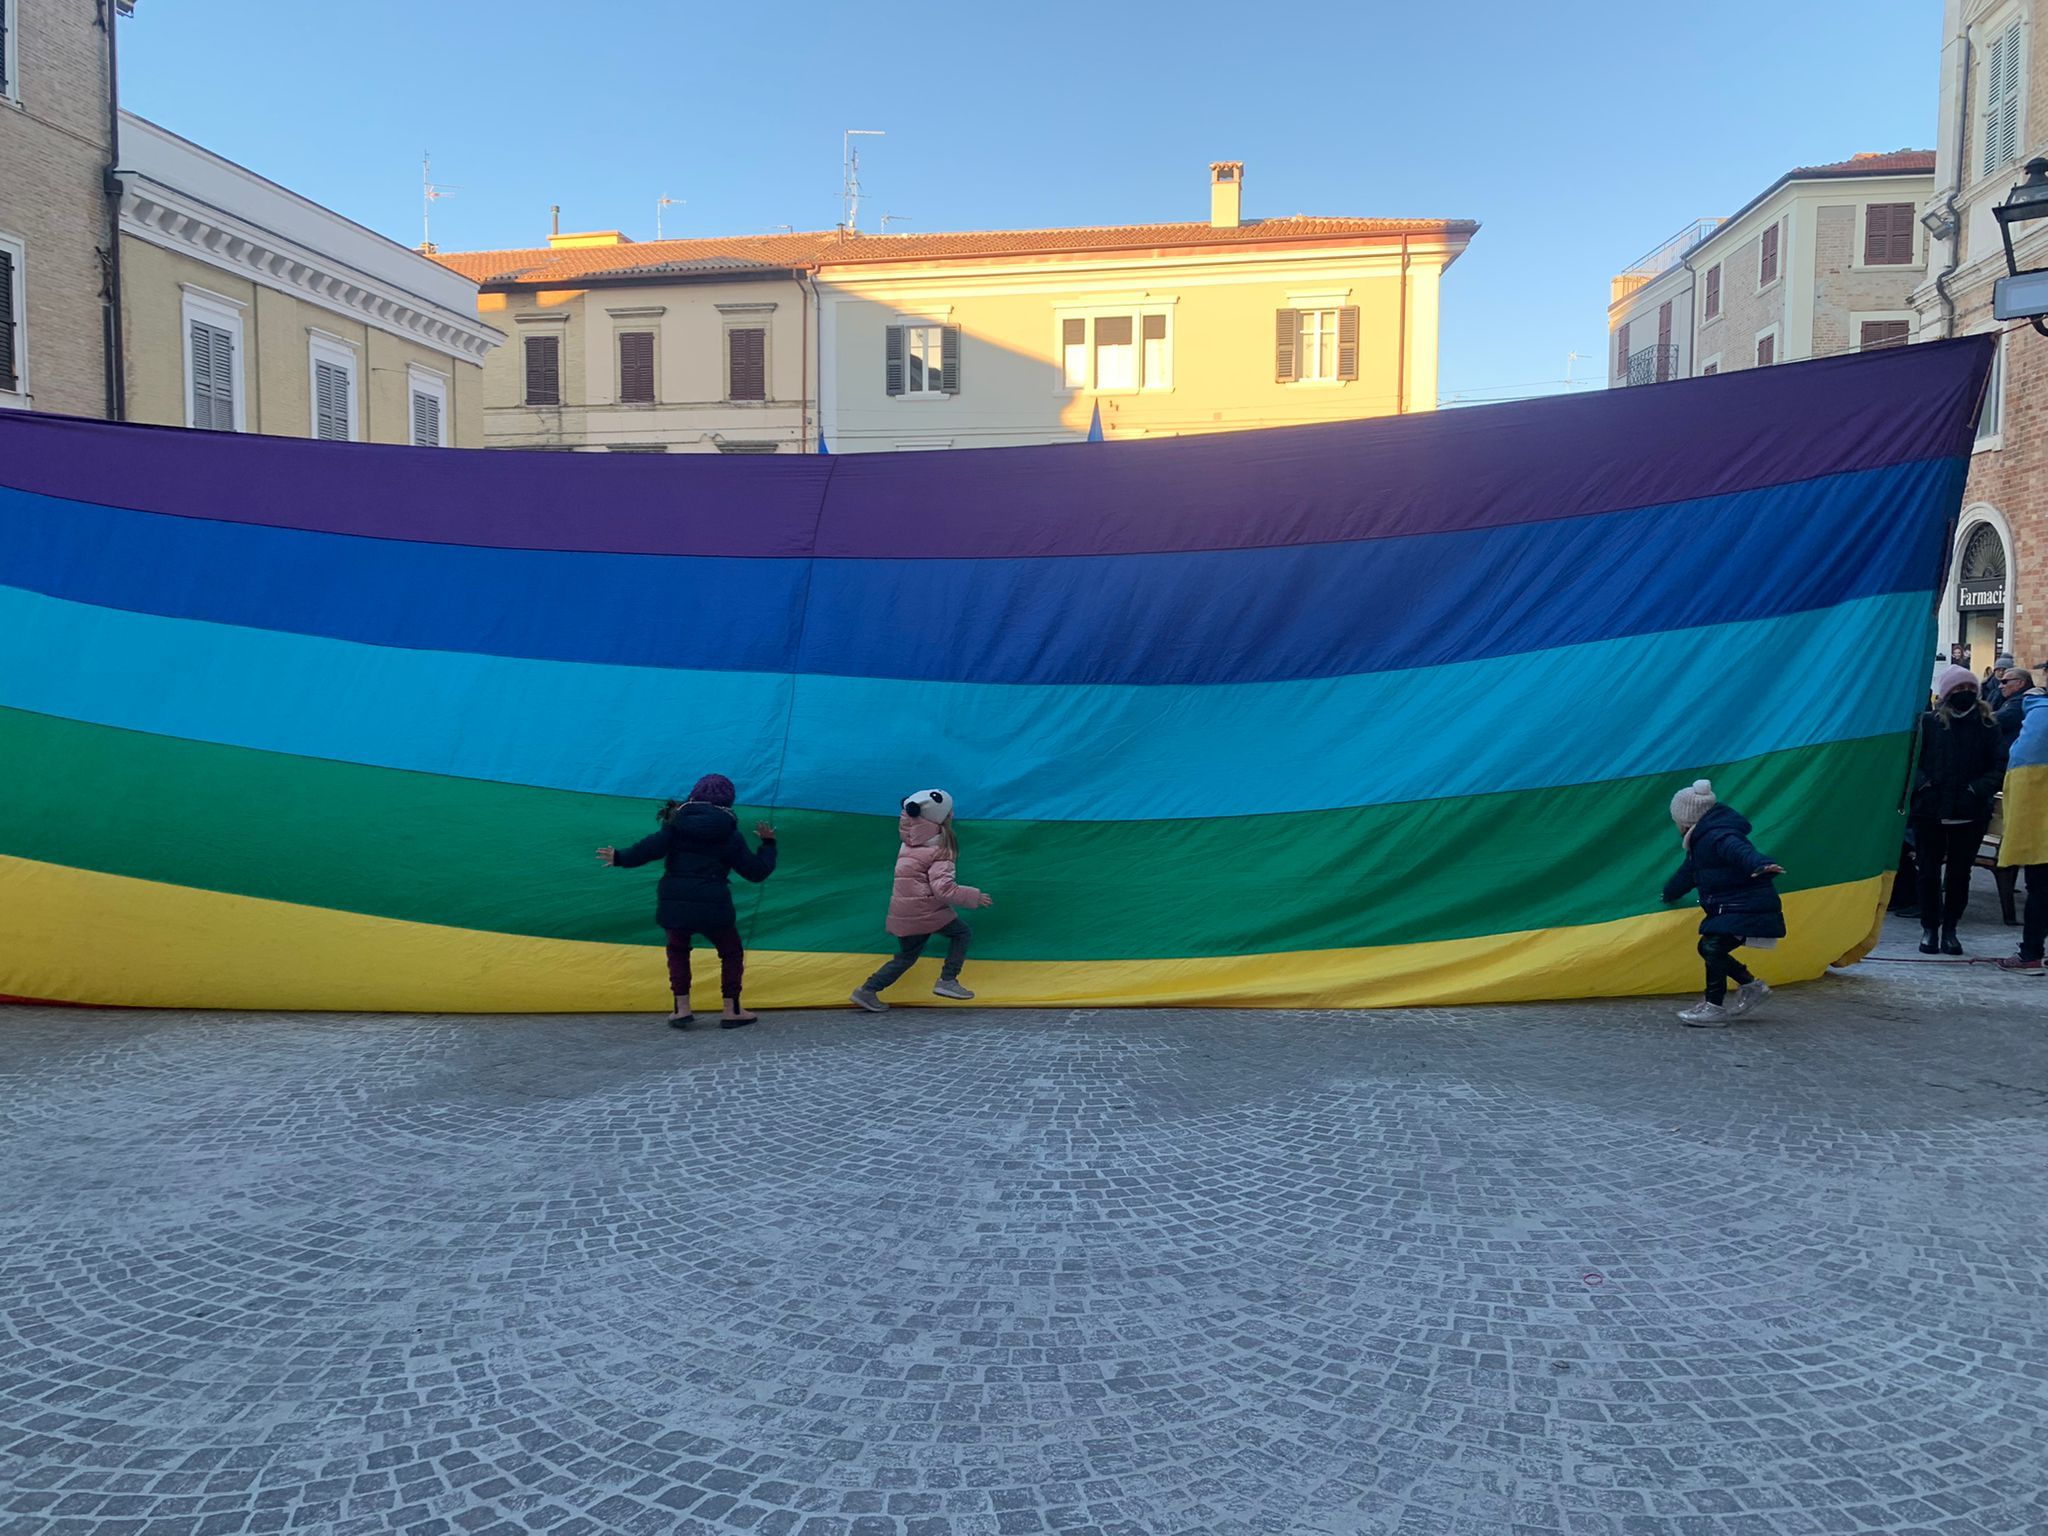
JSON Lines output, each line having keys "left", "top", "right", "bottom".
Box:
{"left": 1729, "top": 979, "right": 1772, "bottom": 1017}
{"left": 1676, "top": 1000, "right": 1730, "bottom": 1027}
{"left": 850, "top": 988, "right": 889, "bottom": 1013}
{"left": 933, "top": 978, "right": 975, "bottom": 1001}
{"left": 1996, "top": 955, "right": 2046, "bottom": 974}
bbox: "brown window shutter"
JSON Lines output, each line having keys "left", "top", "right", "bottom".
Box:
{"left": 1859, "top": 319, "right": 1910, "bottom": 350}
{"left": 0, "top": 249, "right": 16, "bottom": 393}
{"left": 1756, "top": 334, "right": 1775, "bottom": 367}
{"left": 524, "top": 334, "right": 561, "bottom": 406}
{"left": 618, "top": 331, "right": 655, "bottom": 403}
{"left": 1760, "top": 224, "right": 1779, "bottom": 286}
{"left": 884, "top": 326, "right": 904, "bottom": 396}
{"left": 1615, "top": 321, "right": 1630, "bottom": 379}
{"left": 1702, "top": 362, "right": 1718, "bottom": 376}
{"left": 728, "top": 327, "right": 766, "bottom": 401}
{"left": 1274, "top": 309, "right": 1298, "bottom": 381}
{"left": 1863, "top": 202, "right": 1914, "bottom": 265}
{"left": 1336, "top": 306, "right": 1360, "bottom": 381}
{"left": 940, "top": 325, "right": 961, "bottom": 394}
{"left": 1656, "top": 302, "right": 1672, "bottom": 381}
{"left": 1704, "top": 264, "right": 1720, "bottom": 319}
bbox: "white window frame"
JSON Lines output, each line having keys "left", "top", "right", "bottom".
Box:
{"left": 900, "top": 323, "right": 947, "bottom": 398}
{"left": 179, "top": 285, "right": 247, "bottom": 432}
{"left": 1698, "top": 353, "right": 1722, "bottom": 377}
{"left": 1974, "top": 331, "right": 2006, "bottom": 452}
{"left": 1849, "top": 310, "right": 1917, "bottom": 354}
{"left": 1298, "top": 307, "right": 1344, "bottom": 383}
{"left": 1051, "top": 300, "right": 1176, "bottom": 395}
{"left": 1, "top": 0, "right": 19, "bottom": 108}
{"left": 1753, "top": 323, "right": 1781, "bottom": 368}
{"left": 407, "top": 363, "right": 450, "bottom": 447}
{"left": 0, "top": 229, "right": 26, "bottom": 408}
{"left": 307, "top": 330, "right": 360, "bottom": 442}
{"left": 1754, "top": 217, "right": 1785, "bottom": 295}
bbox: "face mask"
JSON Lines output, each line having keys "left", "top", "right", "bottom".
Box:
{"left": 1946, "top": 691, "right": 1978, "bottom": 712}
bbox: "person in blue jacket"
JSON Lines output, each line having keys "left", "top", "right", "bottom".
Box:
{"left": 598, "top": 773, "right": 777, "bottom": 1029}
{"left": 1661, "top": 778, "right": 1786, "bottom": 1027}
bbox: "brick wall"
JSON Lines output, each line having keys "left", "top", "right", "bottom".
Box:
{"left": 0, "top": 0, "right": 114, "bottom": 418}
{"left": 1956, "top": 310, "right": 2045, "bottom": 667}
{"left": 1693, "top": 220, "right": 1787, "bottom": 371}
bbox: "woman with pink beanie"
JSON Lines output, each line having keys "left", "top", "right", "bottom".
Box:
{"left": 1910, "top": 665, "right": 2009, "bottom": 954}
{"left": 850, "top": 789, "right": 995, "bottom": 1011}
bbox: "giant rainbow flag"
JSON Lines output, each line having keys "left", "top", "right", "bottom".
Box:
{"left": 0, "top": 339, "right": 1992, "bottom": 1012}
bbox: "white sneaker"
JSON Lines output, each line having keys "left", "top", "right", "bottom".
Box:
{"left": 1729, "top": 980, "right": 1772, "bottom": 1017}
{"left": 932, "top": 978, "right": 975, "bottom": 1001}
{"left": 850, "top": 988, "right": 888, "bottom": 1013}
{"left": 1676, "top": 1000, "right": 1730, "bottom": 1027}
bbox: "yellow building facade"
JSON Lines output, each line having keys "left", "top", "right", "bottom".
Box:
{"left": 117, "top": 115, "right": 501, "bottom": 445}
{"left": 438, "top": 165, "right": 1474, "bottom": 454}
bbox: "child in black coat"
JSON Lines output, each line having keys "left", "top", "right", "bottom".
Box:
{"left": 598, "top": 773, "right": 777, "bottom": 1029}
{"left": 1661, "top": 778, "right": 1786, "bottom": 1028}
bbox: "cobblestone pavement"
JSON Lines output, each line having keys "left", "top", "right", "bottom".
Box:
{"left": 3, "top": 893, "right": 2046, "bottom": 1536}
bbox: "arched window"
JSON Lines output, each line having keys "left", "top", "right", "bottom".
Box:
{"left": 1959, "top": 523, "right": 2007, "bottom": 583}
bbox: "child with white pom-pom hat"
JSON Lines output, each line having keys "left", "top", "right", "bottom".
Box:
{"left": 1660, "top": 778, "right": 1786, "bottom": 1027}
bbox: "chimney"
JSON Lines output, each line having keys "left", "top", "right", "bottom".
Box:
{"left": 1210, "top": 161, "right": 1244, "bottom": 228}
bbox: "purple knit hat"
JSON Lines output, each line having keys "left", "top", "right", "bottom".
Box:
{"left": 1934, "top": 665, "right": 1979, "bottom": 701}
{"left": 689, "top": 773, "right": 737, "bottom": 807}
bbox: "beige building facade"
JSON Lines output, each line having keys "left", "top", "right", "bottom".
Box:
{"left": 0, "top": 0, "right": 117, "bottom": 418}
{"left": 116, "top": 115, "right": 501, "bottom": 445}
{"left": 1608, "top": 153, "right": 1935, "bottom": 386}
{"left": 1915, "top": 0, "right": 2046, "bottom": 671}
{"left": 438, "top": 165, "right": 1474, "bottom": 454}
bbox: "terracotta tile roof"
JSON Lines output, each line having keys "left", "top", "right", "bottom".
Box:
{"left": 1785, "top": 149, "right": 1936, "bottom": 178}
{"left": 434, "top": 215, "right": 1477, "bottom": 288}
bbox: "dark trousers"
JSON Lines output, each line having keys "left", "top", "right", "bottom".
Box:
{"left": 1698, "top": 933, "right": 1754, "bottom": 1005}
{"left": 2024, "top": 865, "right": 2047, "bottom": 963}
{"left": 1911, "top": 818, "right": 1988, "bottom": 930}
{"left": 865, "top": 918, "right": 972, "bottom": 992}
{"left": 666, "top": 926, "right": 745, "bottom": 1000}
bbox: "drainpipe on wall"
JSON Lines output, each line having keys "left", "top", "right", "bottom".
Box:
{"left": 97, "top": 0, "right": 127, "bottom": 420}
{"left": 1932, "top": 28, "right": 1975, "bottom": 339}
{"left": 796, "top": 266, "right": 816, "bottom": 453}
{"left": 1396, "top": 234, "right": 1409, "bottom": 414}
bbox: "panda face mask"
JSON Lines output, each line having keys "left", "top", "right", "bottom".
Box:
{"left": 902, "top": 789, "right": 954, "bottom": 825}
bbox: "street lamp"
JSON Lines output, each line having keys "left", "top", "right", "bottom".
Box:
{"left": 1992, "top": 156, "right": 2048, "bottom": 336}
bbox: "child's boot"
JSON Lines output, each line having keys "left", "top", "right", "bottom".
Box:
{"left": 1676, "top": 999, "right": 1730, "bottom": 1027}
{"left": 720, "top": 997, "right": 757, "bottom": 1029}
{"left": 1919, "top": 926, "right": 1940, "bottom": 954}
{"left": 1940, "top": 926, "right": 1964, "bottom": 956}
{"left": 668, "top": 994, "right": 694, "bottom": 1029}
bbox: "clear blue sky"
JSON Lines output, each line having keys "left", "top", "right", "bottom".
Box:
{"left": 120, "top": 0, "right": 1941, "bottom": 405}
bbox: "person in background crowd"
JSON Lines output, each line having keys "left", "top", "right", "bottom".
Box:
{"left": 1994, "top": 669, "right": 2032, "bottom": 746}
{"left": 1911, "top": 667, "right": 2009, "bottom": 956}
{"left": 1949, "top": 643, "right": 1971, "bottom": 670}
{"left": 1997, "top": 686, "right": 2048, "bottom": 975}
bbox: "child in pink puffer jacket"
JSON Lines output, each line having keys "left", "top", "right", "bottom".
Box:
{"left": 850, "top": 788, "right": 995, "bottom": 1011}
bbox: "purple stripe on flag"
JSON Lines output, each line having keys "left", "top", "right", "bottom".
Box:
{"left": 0, "top": 338, "right": 1992, "bottom": 560}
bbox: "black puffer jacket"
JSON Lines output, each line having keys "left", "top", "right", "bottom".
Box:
{"left": 1662, "top": 805, "right": 1787, "bottom": 938}
{"left": 613, "top": 803, "right": 777, "bottom": 933}
{"left": 1910, "top": 704, "right": 2007, "bottom": 824}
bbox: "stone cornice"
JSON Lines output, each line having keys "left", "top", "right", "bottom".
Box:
{"left": 119, "top": 175, "right": 504, "bottom": 364}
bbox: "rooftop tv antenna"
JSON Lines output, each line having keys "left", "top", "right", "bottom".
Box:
{"left": 656, "top": 194, "right": 683, "bottom": 240}
{"left": 843, "top": 129, "right": 884, "bottom": 232}
{"left": 880, "top": 213, "right": 911, "bottom": 233}
{"left": 421, "top": 152, "right": 457, "bottom": 253}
